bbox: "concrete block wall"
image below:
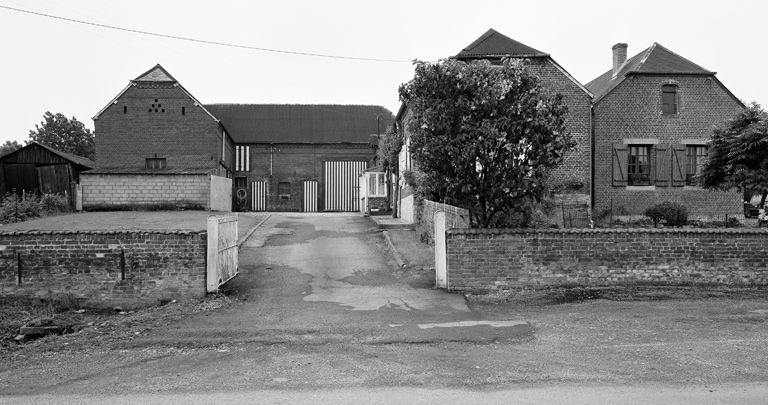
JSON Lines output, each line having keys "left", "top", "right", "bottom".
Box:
{"left": 0, "top": 230, "right": 207, "bottom": 308}
{"left": 80, "top": 173, "right": 211, "bottom": 209}
{"left": 446, "top": 228, "right": 768, "bottom": 292}
{"left": 593, "top": 75, "right": 744, "bottom": 215}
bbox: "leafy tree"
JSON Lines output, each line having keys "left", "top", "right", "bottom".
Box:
{"left": 699, "top": 102, "right": 768, "bottom": 207}
{"left": 373, "top": 126, "right": 403, "bottom": 214}
{"left": 28, "top": 112, "right": 94, "bottom": 160}
{"left": 398, "top": 58, "right": 573, "bottom": 228}
{"left": 0, "top": 140, "right": 22, "bottom": 157}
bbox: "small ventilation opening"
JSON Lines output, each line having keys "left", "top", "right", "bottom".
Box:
{"left": 124, "top": 106, "right": 127, "bottom": 114}
{"left": 182, "top": 107, "right": 185, "bottom": 115}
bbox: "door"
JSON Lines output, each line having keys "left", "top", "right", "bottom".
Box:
{"left": 324, "top": 161, "right": 366, "bottom": 212}
{"left": 251, "top": 181, "right": 267, "bottom": 211}
{"left": 303, "top": 180, "right": 318, "bottom": 212}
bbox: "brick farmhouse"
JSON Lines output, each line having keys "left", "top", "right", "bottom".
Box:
{"left": 86, "top": 65, "right": 393, "bottom": 212}
{"left": 395, "top": 29, "right": 745, "bottom": 222}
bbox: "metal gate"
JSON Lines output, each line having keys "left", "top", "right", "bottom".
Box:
{"left": 303, "top": 180, "right": 318, "bottom": 212}
{"left": 251, "top": 181, "right": 267, "bottom": 211}
{"left": 206, "top": 213, "right": 239, "bottom": 292}
{"left": 324, "top": 161, "right": 366, "bottom": 212}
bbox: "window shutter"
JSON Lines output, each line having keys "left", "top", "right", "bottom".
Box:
{"left": 612, "top": 143, "right": 628, "bottom": 186}
{"left": 654, "top": 144, "right": 670, "bottom": 187}
{"left": 671, "top": 144, "right": 686, "bottom": 187}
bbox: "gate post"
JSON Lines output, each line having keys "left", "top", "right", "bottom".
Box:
{"left": 434, "top": 211, "right": 447, "bottom": 289}
{"left": 206, "top": 215, "right": 219, "bottom": 292}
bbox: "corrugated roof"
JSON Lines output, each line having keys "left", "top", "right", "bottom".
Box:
{"left": 455, "top": 28, "right": 547, "bottom": 59}
{"left": 204, "top": 104, "right": 394, "bottom": 144}
{"left": 586, "top": 43, "right": 713, "bottom": 102}
{"left": 83, "top": 167, "right": 215, "bottom": 175}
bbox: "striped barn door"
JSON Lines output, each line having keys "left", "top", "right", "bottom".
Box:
{"left": 251, "top": 181, "right": 267, "bottom": 211}
{"left": 324, "top": 161, "right": 366, "bottom": 212}
{"left": 303, "top": 181, "right": 318, "bottom": 212}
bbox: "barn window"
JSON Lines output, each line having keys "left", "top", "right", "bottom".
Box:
{"left": 234, "top": 177, "right": 247, "bottom": 188}
{"left": 145, "top": 158, "right": 166, "bottom": 169}
{"left": 662, "top": 85, "right": 678, "bottom": 115}
{"left": 278, "top": 182, "right": 291, "bottom": 199}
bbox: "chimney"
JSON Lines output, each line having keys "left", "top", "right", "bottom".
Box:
{"left": 612, "top": 43, "right": 628, "bottom": 76}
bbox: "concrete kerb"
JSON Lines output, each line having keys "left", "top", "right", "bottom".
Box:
{"left": 382, "top": 230, "right": 406, "bottom": 267}
{"left": 237, "top": 214, "right": 271, "bottom": 247}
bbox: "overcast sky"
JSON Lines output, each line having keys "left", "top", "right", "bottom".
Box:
{"left": 1, "top": 0, "right": 766, "bottom": 146}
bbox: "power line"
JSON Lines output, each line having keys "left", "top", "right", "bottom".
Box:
{"left": 0, "top": 4, "right": 411, "bottom": 63}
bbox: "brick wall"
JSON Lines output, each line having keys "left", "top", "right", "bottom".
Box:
{"left": 527, "top": 58, "right": 592, "bottom": 193}
{"left": 95, "top": 83, "right": 226, "bottom": 174}
{"left": 81, "top": 173, "right": 211, "bottom": 209}
{"left": 0, "top": 230, "right": 207, "bottom": 308}
{"left": 593, "top": 75, "right": 744, "bottom": 215}
{"left": 237, "top": 143, "right": 375, "bottom": 211}
{"left": 446, "top": 228, "right": 768, "bottom": 292}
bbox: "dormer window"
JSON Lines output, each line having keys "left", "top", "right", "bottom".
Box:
{"left": 661, "top": 85, "right": 678, "bottom": 115}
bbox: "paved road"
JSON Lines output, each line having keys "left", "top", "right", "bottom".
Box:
{"left": 139, "top": 213, "right": 530, "bottom": 347}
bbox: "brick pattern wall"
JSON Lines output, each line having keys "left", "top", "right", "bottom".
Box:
{"left": 238, "top": 143, "right": 375, "bottom": 211}
{"left": 418, "top": 199, "right": 471, "bottom": 245}
{"left": 447, "top": 228, "right": 768, "bottom": 292}
{"left": 81, "top": 173, "right": 211, "bottom": 209}
{"left": 95, "top": 83, "right": 225, "bottom": 174}
{"left": 527, "top": 58, "right": 592, "bottom": 192}
{"left": 593, "top": 75, "right": 743, "bottom": 215}
{"left": 0, "top": 230, "right": 207, "bottom": 308}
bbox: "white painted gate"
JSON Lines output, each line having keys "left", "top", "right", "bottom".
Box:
{"left": 303, "top": 180, "right": 318, "bottom": 212}
{"left": 207, "top": 213, "right": 239, "bottom": 292}
{"left": 324, "top": 161, "right": 366, "bottom": 212}
{"left": 434, "top": 211, "right": 447, "bottom": 288}
{"left": 251, "top": 181, "right": 267, "bottom": 211}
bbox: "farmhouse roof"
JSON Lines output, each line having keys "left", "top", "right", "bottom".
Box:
{"left": 455, "top": 28, "right": 548, "bottom": 59}
{"left": 204, "top": 104, "right": 395, "bottom": 144}
{"left": 586, "top": 43, "right": 714, "bottom": 102}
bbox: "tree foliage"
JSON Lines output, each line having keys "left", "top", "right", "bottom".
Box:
{"left": 28, "top": 112, "right": 95, "bottom": 160}
{"left": 0, "top": 140, "right": 22, "bottom": 157}
{"left": 398, "top": 58, "right": 573, "bottom": 228}
{"left": 376, "top": 126, "right": 403, "bottom": 172}
{"left": 699, "top": 102, "right": 768, "bottom": 206}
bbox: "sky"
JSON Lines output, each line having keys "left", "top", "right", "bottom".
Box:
{"left": 1, "top": 0, "right": 767, "bottom": 146}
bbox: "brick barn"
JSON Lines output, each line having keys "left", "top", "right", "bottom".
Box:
{"left": 87, "top": 64, "right": 393, "bottom": 212}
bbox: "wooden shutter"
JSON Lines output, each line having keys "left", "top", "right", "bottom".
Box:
{"left": 654, "top": 144, "right": 670, "bottom": 187}
{"left": 671, "top": 144, "right": 686, "bottom": 187}
{"left": 612, "top": 143, "right": 628, "bottom": 187}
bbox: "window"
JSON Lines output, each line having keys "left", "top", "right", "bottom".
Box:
{"left": 662, "top": 85, "right": 677, "bottom": 115}
{"left": 685, "top": 145, "right": 707, "bottom": 185}
{"left": 234, "top": 176, "right": 247, "bottom": 188}
{"left": 367, "top": 172, "right": 386, "bottom": 197}
{"left": 278, "top": 182, "right": 290, "bottom": 199}
{"left": 627, "top": 146, "right": 650, "bottom": 185}
{"left": 145, "top": 158, "right": 166, "bottom": 169}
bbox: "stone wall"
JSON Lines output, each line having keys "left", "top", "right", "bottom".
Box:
{"left": 0, "top": 230, "right": 207, "bottom": 308}
{"left": 81, "top": 173, "right": 211, "bottom": 210}
{"left": 446, "top": 228, "right": 768, "bottom": 292}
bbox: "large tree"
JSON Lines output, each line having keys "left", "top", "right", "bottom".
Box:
{"left": 398, "top": 58, "right": 573, "bottom": 228}
{"left": 28, "top": 112, "right": 94, "bottom": 160}
{"left": 0, "top": 140, "right": 22, "bottom": 157}
{"left": 699, "top": 102, "right": 768, "bottom": 207}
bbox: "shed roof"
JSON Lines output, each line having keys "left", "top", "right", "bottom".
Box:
{"left": 83, "top": 167, "right": 215, "bottom": 175}
{"left": 0, "top": 142, "right": 95, "bottom": 169}
{"left": 204, "top": 104, "right": 394, "bottom": 144}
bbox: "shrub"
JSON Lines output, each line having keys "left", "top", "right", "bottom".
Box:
{"left": 0, "top": 192, "right": 71, "bottom": 224}
{"left": 644, "top": 201, "right": 688, "bottom": 227}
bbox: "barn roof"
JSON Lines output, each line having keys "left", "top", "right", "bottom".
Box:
{"left": 83, "top": 167, "right": 215, "bottom": 175}
{"left": 204, "top": 104, "right": 395, "bottom": 144}
{"left": 455, "top": 28, "right": 547, "bottom": 59}
{"left": 0, "top": 142, "right": 95, "bottom": 169}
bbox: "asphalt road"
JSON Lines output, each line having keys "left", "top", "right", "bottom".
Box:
{"left": 2, "top": 213, "right": 767, "bottom": 402}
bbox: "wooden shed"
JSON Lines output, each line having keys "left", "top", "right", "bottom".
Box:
{"left": 0, "top": 142, "right": 95, "bottom": 203}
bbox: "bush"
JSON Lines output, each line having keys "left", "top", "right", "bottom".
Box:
{"left": 644, "top": 201, "right": 688, "bottom": 227}
{"left": 0, "top": 192, "right": 71, "bottom": 224}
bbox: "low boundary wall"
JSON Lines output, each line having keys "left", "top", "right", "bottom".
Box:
{"left": 0, "top": 230, "right": 207, "bottom": 307}
{"left": 447, "top": 228, "right": 768, "bottom": 292}
{"left": 80, "top": 173, "right": 213, "bottom": 210}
